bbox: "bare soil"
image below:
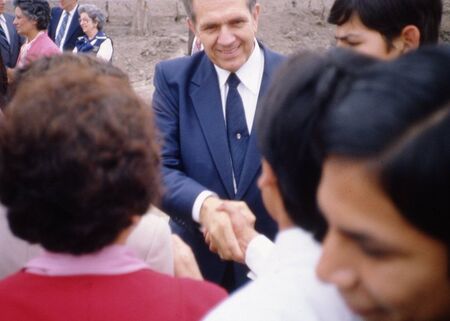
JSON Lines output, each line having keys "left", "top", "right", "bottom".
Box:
{"left": 103, "top": 1, "right": 450, "bottom": 102}
{"left": 107, "top": 7, "right": 333, "bottom": 101}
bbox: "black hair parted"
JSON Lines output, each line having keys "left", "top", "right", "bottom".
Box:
{"left": 322, "top": 45, "right": 450, "bottom": 247}
{"left": 14, "top": 0, "right": 51, "bottom": 30}
{"left": 328, "top": 0, "right": 442, "bottom": 45}
{"left": 256, "top": 48, "right": 377, "bottom": 241}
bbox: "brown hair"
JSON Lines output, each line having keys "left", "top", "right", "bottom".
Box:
{"left": 0, "top": 56, "right": 161, "bottom": 254}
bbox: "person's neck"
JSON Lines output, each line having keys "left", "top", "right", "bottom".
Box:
{"left": 26, "top": 29, "right": 40, "bottom": 42}
{"left": 86, "top": 29, "right": 98, "bottom": 40}
{"left": 64, "top": 2, "right": 77, "bottom": 13}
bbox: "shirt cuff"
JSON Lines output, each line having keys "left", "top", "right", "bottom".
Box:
{"left": 192, "top": 191, "right": 217, "bottom": 223}
{"left": 245, "top": 234, "right": 275, "bottom": 280}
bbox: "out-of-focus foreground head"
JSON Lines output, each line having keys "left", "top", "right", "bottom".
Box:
{"left": 0, "top": 54, "right": 160, "bottom": 255}
{"left": 328, "top": 0, "right": 443, "bottom": 59}
{"left": 256, "top": 48, "right": 377, "bottom": 239}
{"left": 9, "top": 53, "right": 129, "bottom": 100}
{"left": 317, "top": 45, "right": 450, "bottom": 321}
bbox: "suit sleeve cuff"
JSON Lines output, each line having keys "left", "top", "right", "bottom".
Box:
{"left": 246, "top": 234, "right": 275, "bottom": 280}
{"left": 192, "top": 191, "right": 217, "bottom": 223}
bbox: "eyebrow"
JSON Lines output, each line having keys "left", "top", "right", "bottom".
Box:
{"left": 339, "top": 228, "right": 400, "bottom": 253}
{"left": 334, "top": 33, "right": 361, "bottom": 41}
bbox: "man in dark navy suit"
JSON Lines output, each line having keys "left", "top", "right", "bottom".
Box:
{"left": 48, "top": 0, "right": 83, "bottom": 51}
{"left": 0, "top": 0, "right": 22, "bottom": 68}
{"left": 153, "top": 0, "right": 284, "bottom": 291}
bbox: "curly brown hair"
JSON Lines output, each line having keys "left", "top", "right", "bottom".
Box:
{"left": 0, "top": 56, "right": 160, "bottom": 255}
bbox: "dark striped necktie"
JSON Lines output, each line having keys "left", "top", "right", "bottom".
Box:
{"left": 226, "top": 73, "right": 249, "bottom": 188}
{"left": 55, "top": 11, "right": 69, "bottom": 47}
{"left": 0, "top": 23, "right": 10, "bottom": 51}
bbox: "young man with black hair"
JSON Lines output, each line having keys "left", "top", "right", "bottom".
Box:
{"left": 328, "top": 0, "right": 442, "bottom": 59}
{"left": 203, "top": 49, "right": 373, "bottom": 321}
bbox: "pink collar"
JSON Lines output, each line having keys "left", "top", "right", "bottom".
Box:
{"left": 25, "top": 244, "right": 149, "bottom": 276}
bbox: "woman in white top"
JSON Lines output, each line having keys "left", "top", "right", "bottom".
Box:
{"left": 73, "top": 4, "right": 113, "bottom": 62}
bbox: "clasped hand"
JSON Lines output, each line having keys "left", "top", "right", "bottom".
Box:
{"left": 200, "top": 197, "right": 256, "bottom": 263}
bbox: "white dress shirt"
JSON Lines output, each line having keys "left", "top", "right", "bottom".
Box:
{"left": 203, "top": 228, "right": 361, "bottom": 321}
{"left": 55, "top": 4, "right": 78, "bottom": 51}
{"left": 192, "top": 40, "right": 265, "bottom": 222}
{"left": 0, "top": 14, "right": 11, "bottom": 44}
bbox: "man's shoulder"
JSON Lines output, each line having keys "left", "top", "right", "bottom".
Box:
{"left": 3, "top": 12, "right": 13, "bottom": 20}
{"left": 260, "top": 43, "right": 286, "bottom": 68}
{"left": 50, "top": 7, "right": 63, "bottom": 17}
{"left": 157, "top": 52, "right": 206, "bottom": 70}
{"left": 155, "top": 52, "right": 209, "bottom": 83}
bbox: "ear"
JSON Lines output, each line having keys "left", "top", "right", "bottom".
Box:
{"left": 258, "top": 159, "right": 277, "bottom": 189}
{"left": 130, "top": 215, "right": 141, "bottom": 226}
{"left": 251, "top": 3, "right": 260, "bottom": 32}
{"left": 187, "top": 18, "right": 197, "bottom": 36}
{"left": 400, "top": 25, "right": 421, "bottom": 53}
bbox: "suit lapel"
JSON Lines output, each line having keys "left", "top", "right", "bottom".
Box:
{"left": 52, "top": 9, "right": 63, "bottom": 38}
{"left": 190, "top": 55, "right": 235, "bottom": 198}
{"left": 5, "top": 16, "right": 15, "bottom": 48}
{"left": 236, "top": 45, "right": 279, "bottom": 199}
{"left": 65, "top": 9, "right": 80, "bottom": 45}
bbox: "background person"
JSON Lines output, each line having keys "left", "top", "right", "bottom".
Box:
{"left": 73, "top": 4, "right": 113, "bottom": 62}
{"left": 316, "top": 45, "right": 450, "bottom": 321}
{"left": 12, "top": 0, "right": 60, "bottom": 69}
{"left": 328, "top": 0, "right": 443, "bottom": 59}
{"left": 0, "top": 57, "right": 226, "bottom": 320}
{"left": 0, "top": 0, "right": 22, "bottom": 68}
{"left": 48, "top": 0, "right": 83, "bottom": 51}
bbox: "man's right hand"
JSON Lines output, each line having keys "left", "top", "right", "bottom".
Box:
{"left": 200, "top": 197, "right": 244, "bottom": 262}
{"left": 218, "top": 201, "right": 259, "bottom": 258}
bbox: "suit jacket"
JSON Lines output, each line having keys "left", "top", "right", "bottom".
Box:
{"left": 153, "top": 44, "right": 284, "bottom": 287}
{"left": 48, "top": 6, "right": 84, "bottom": 51}
{"left": 0, "top": 13, "right": 22, "bottom": 68}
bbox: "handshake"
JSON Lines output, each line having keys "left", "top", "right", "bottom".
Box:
{"left": 171, "top": 197, "right": 263, "bottom": 281}
{"left": 200, "top": 197, "right": 260, "bottom": 263}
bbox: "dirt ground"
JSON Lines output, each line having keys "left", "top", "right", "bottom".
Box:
{"left": 107, "top": 9, "right": 333, "bottom": 101}
{"left": 102, "top": 1, "right": 450, "bottom": 101}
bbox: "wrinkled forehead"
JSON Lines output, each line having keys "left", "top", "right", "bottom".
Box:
{"left": 191, "top": 0, "right": 252, "bottom": 21}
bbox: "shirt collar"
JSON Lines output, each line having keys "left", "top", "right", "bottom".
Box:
{"left": 0, "top": 14, "right": 5, "bottom": 23}
{"left": 24, "top": 244, "right": 149, "bottom": 276}
{"left": 214, "top": 39, "right": 263, "bottom": 95}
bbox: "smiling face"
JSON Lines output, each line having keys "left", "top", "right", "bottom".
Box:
{"left": 316, "top": 157, "right": 450, "bottom": 321}
{"left": 189, "top": 0, "right": 259, "bottom": 72}
{"left": 13, "top": 7, "right": 37, "bottom": 38}
{"left": 79, "top": 12, "right": 98, "bottom": 38}
{"left": 334, "top": 13, "right": 402, "bottom": 60}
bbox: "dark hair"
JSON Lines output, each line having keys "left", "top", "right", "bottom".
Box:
{"left": 328, "top": 0, "right": 443, "bottom": 46}
{"left": 321, "top": 45, "right": 450, "bottom": 246}
{"left": 14, "top": 0, "right": 51, "bottom": 30}
{"left": 0, "top": 57, "right": 160, "bottom": 255}
{"left": 182, "top": 0, "right": 257, "bottom": 22}
{"left": 256, "top": 48, "right": 376, "bottom": 241}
